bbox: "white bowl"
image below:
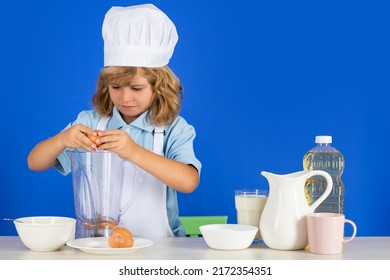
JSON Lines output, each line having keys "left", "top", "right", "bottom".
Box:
{"left": 14, "top": 216, "right": 76, "bottom": 251}
{"left": 199, "top": 224, "right": 258, "bottom": 250}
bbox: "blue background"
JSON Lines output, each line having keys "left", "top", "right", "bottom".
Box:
{"left": 1, "top": 0, "right": 389, "bottom": 236}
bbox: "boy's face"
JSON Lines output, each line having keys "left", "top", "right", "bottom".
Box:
{"left": 108, "top": 71, "right": 153, "bottom": 124}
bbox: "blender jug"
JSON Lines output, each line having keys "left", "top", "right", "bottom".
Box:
{"left": 67, "top": 149, "right": 125, "bottom": 238}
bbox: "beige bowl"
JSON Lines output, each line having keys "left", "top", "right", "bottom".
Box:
{"left": 14, "top": 216, "right": 76, "bottom": 251}
{"left": 199, "top": 224, "right": 258, "bottom": 250}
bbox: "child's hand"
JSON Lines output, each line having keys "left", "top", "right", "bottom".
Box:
{"left": 96, "top": 129, "right": 137, "bottom": 159}
{"left": 59, "top": 124, "right": 97, "bottom": 151}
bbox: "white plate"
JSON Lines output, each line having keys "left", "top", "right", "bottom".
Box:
{"left": 66, "top": 237, "right": 153, "bottom": 255}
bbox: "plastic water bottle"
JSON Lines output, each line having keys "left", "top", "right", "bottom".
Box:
{"left": 303, "top": 136, "right": 344, "bottom": 213}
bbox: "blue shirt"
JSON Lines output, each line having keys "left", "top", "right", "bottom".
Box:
{"left": 56, "top": 107, "right": 202, "bottom": 237}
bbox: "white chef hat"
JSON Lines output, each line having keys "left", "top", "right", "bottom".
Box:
{"left": 102, "top": 4, "right": 178, "bottom": 67}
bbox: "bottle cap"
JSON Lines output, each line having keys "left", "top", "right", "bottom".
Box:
{"left": 315, "top": 136, "right": 332, "bottom": 144}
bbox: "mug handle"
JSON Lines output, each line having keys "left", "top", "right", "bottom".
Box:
{"left": 343, "top": 219, "right": 357, "bottom": 243}
{"left": 308, "top": 170, "right": 333, "bottom": 211}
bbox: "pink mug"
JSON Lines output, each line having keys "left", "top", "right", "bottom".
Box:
{"left": 307, "top": 213, "right": 357, "bottom": 254}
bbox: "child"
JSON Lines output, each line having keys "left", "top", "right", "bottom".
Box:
{"left": 27, "top": 4, "right": 201, "bottom": 237}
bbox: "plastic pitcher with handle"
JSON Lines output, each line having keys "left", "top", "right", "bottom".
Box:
{"left": 67, "top": 149, "right": 125, "bottom": 238}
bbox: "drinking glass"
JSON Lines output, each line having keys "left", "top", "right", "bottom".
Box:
{"left": 235, "top": 189, "right": 268, "bottom": 240}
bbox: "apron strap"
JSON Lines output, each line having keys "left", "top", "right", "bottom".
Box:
{"left": 153, "top": 126, "right": 165, "bottom": 156}
{"left": 96, "top": 116, "right": 110, "bottom": 131}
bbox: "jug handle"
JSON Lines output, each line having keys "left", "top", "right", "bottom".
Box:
{"left": 308, "top": 170, "right": 333, "bottom": 211}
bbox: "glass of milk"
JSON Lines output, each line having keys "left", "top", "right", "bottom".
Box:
{"left": 235, "top": 189, "right": 268, "bottom": 240}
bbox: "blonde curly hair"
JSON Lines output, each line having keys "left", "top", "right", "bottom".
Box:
{"left": 92, "top": 66, "right": 183, "bottom": 126}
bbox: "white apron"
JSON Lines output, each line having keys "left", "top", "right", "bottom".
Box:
{"left": 97, "top": 117, "right": 174, "bottom": 237}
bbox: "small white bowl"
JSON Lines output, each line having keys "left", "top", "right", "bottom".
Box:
{"left": 14, "top": 216, "right": 76, "bottom": 251}
{"left": 199, "top": 224, "right": 258, "bottom": 250}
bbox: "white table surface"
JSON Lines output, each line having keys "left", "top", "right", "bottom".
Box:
{"left": 1, "top": 236, "right": 389, "bottom": 260}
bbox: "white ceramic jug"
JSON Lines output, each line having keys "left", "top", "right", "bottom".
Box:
{"left": 260, "top": 170, "right": 333, "bottom": 250}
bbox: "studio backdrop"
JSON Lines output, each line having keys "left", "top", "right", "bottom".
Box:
{"left": 1, "top": 0, "right": 389, "bottom": 236}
